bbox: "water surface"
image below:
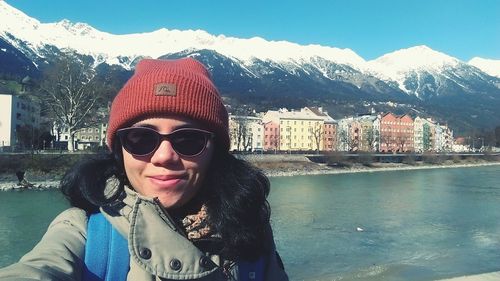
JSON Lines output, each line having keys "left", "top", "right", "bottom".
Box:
{"left": 1, "top": 166, "right": 500, "bottom": 281}
{"left": 269, "top": 165, "right": 500, "bottom": 280}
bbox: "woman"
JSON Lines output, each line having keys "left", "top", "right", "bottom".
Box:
{"left": 0, "top": 58, "right": 288, "bottom": 280}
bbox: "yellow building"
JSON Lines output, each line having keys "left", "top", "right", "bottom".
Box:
{"left": 278, "top": 109, "right": 324, "bottom": 152}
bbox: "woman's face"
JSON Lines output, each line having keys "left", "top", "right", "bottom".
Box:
{"left": 121, "top": 116, "right": 214, "bottom": 209}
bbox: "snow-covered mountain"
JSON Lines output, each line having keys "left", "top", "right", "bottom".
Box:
{"left": 0, "top": 1, "right": 365, "bottom": 70}
{"left": 469, "top": 57, "right": 500, "bottom": 78}
{"left": 1, "top": 0, "right": 500, "bottom": 132}
{"left": 366, "top": 46, "right": 499, "bottom": 99}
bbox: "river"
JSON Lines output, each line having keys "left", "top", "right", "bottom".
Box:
{"left": 1, "top": 165, "right": 500, "bottom": 280}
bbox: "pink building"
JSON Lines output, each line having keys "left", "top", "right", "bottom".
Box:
{"left": 380, "top": 113, "right": 414, "bottom": 153}
{"left": 322, "top": 122, "right": 337, "bottom": 152}
{"left": 263, "top": 121, "right": 280, "bottom": 152}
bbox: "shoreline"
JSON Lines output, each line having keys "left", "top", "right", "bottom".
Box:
{"left": 259, "top": 161, "right": 500, "bottom": 178}
{"left": 1, "top": 160, "right": 499, "bottom": 191}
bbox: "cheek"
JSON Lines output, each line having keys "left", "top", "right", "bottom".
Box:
{"left": 188, "top": 148, "right": 214, "bottom": 183}
{"left": 122, "top": 149, "right": 146, "bottom": 185}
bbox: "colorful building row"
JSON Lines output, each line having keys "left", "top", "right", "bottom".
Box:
{"left": 230, "top": 107, "right": 336, "bottom": 152}
{"left": 333, "top": 112, "right": 454, "bottom": 153}
{"left": 229, "top": 109, "right": 457, "bottom": 153}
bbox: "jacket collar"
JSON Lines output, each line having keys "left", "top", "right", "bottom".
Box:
{"left": 101, "top": 184, "right": 220, "bottom": 279}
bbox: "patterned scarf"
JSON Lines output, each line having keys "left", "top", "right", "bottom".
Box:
{"left": 181, "top": 204, "right": 218, "bottom": 240}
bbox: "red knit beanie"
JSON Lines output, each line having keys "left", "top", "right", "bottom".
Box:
{"left": 106, "top": 58, "right": 229, "bottom": 151}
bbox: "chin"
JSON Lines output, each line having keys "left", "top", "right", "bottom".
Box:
{"left": 157, "top": 196, "right": 183, "bottom": 209}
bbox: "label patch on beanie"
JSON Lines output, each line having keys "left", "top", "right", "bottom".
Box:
{"left": 155, "top": 83, "right": 177, "bottom": 96}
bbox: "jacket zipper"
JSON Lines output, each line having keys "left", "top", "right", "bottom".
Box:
{"left": 153, "top": 197, "right": 188, "bottom": 238}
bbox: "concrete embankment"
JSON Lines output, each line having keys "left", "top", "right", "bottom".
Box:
{"left": 438, "top": 271, "right": 500, "bottom": 280}
{"left": 1, "top": 152, "right": 499, "bottom": 190}
{"left": 237, "top": 153, "right": 500, "bottom": 177}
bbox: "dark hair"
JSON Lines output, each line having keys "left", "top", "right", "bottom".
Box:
{"left": 203, "top": 147, "right": 271, "bottom": 260}
{"left": 60, "top": 143, "right": 271, "bottom": 261}
{"left": 60, "top": 142, "right": 126, "bottom": 213}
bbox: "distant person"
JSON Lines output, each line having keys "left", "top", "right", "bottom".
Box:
{"left": 15, "top": 170, "right": 25, "bottom": 183}
{"left": 15, "top": 170, "right": 34, "bottom": 188}
{"left": 0, "top": 58, "right": 288, "bottom": 280}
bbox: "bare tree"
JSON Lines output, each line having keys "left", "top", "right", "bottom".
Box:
{"left": 230, "top": 118, "right": 253, "bottom": 152}
{"left": 380, "top": 128, "right": 393, "bottom": 153}
{"left": 310, "top": 124, "right": 323, "bottom": 154}
{"left": 339, "top": 128, "right": 356, "bottom": 152}
{"left": 364, "top": 127, "right": 379, "bottom": 152}
{"left": 396, "top": 135, "right": 407, "bottom": 152}
{"left": 39, "top": 51, "right": 102, "bottom": 151}
{"left": 269, "top": 129, "right": 279, "bottom": 153}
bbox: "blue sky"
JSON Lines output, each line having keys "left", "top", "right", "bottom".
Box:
{"left": 6, "top": 0, "right": 500, "bottom": 61}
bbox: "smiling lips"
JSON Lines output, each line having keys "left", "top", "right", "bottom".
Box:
{"left": 148, "top": 174, "right": 187, "bottom": 188}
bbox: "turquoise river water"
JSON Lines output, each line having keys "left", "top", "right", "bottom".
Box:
{"left": 1, "top": 165, "right": 500, "bottom": 280}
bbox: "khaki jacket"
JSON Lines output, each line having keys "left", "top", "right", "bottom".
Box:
{"left": 0, "top": 187, "right": 288, "bottom": 280}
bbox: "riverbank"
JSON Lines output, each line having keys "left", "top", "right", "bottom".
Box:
{"left": 1, "top": 153, "right": 499, "bottom": 190}
{"left": 242, "top": 155, "right": 500, "bottom": 177}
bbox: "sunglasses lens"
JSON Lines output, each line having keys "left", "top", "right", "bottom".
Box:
{"left": 120, "top": 128, "right": 159, "bottom": 156}
{"left": 169, "top": 130, "right": 208, "bottom": 156}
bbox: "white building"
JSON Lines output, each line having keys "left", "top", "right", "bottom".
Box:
{"left": 0, "top": 94, "right": 40, "bottom": 150}
{"left": 414, "top": 117, "right": 437, "bottom": 153}
{"left": 229, "top": 115, "right": 264, "bottom": 152}
{"left": 336, "top": 117, "right": 354, "bottom": 152}
{"left": 54, "top": 123, "right": 107, "bottom": 150}
{"left": 336, "top": 114, "right": 380, "bottom": 152}
{"left": 413, "top": 117, "right": 425, "bottom": 153}
{"left": 439, "top": 124, "right": 453, "bottom": 152}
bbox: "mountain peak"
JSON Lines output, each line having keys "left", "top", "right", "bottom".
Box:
{"left": 366, "top": 45, "right": 460, "bottom": 84}
{"left": 52, "top": 19, "right": 100, "bottom": 36}
{"left": 372, "top": 45, "right": 459, "bottom": 70}
{"left": 0, "top": 1, "right": 41, "bottom": 34}
{"left": 469, "top": 57, "right": 500, "bottom": 78}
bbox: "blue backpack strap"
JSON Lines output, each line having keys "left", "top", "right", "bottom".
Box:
{"left": 83, "top": 212, "right": 130, "bottom": 281}
{"left": 238, "top": 256, "right": 266, "bottom": 281}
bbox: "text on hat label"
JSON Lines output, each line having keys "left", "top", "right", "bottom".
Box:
{"left": 154, "top": 83, "right": 177, "bottom": 96}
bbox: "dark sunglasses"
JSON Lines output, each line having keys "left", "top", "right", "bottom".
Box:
{"left": 116, "top": 127, "right": 215, "bottom": 157}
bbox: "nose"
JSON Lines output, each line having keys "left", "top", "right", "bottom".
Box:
{"left": 150, "top": 139, "right": 180, "bottom": 165}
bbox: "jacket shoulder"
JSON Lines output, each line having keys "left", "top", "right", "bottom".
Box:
{"left": 0, "top": 207, "right": 88, "bottom": 280}
{"left": 49, "top": 207, "right": 88, "bottom": 233}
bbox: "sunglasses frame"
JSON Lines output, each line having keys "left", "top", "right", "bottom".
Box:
{"left": 116, "top": 127, "right": 215, "bottom": 157}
